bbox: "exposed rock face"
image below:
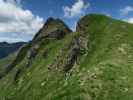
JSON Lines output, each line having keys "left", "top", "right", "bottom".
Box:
{"left": 63, "top": 37, "right": 80, "bottom": 72}
{"left": 26, "top": 44, "right": 40, "bottom": 67}
{"left": 14, "top": 68, "right": 22, "bottom": 82}
{"left": 76, "top": 15, "right": 90, "bottom": 33}
{"left": 48, "top": 34, "right": 86, "bottom": 73}
{"left": 33, "top": 17, "right": 72, "bottom": 41}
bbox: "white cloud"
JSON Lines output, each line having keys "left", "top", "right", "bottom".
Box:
{"left": 0, "top": 0, "right": 44, "bottom": 36}
{"left": 0, "top": 37, "right": 26, "bottom": 43}
{"left": 2, "top": 0, "right": 20, "bottom": 5}
{"left": 126, "top": 18, "right": 133, "bottom": 23}
{"left": 120, "top": 6, "right": 133, "bottom": 15}
{"left": 63, "top": 0, "right": 90, "bottom": 18}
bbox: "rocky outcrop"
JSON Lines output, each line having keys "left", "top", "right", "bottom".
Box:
{"left": 63, "top": 37, "right": 80, "bottom": 72}
{"left": 48, "top": 33, "right": 87, "bottom": 73}
{"left": 14, "top": 68, "right": 22, "bottom": 82}
{"left": 33, "top": 17, "right": 72, "bottom": 41}
{"left": 26, "top": 44, "right": 40, "bottom": 67}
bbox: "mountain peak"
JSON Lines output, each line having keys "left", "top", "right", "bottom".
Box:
{"left": 76, "top": 14, "right": 111, "bottom": 32}
{"left": 45, "top": 17, "right": 55, "bottom": 23}
{"left": 44, "top": 17, "right": 62, "bottom": 25}
{"left": 33, "top": 17, "right": 72, "bottom": 41}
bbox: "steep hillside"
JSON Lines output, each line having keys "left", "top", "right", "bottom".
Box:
{"left": 0, "top": 14, "right": 133, "bottom": 100}
{"left": 0, "top": 42, "right": 25, "bottom": 59}
{"left": 0, "top": 53, "right": 17, "bottom": 78}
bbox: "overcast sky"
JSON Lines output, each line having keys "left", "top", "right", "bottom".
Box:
{"left": 0, "top": 0, "right": 133, "bottom": 43}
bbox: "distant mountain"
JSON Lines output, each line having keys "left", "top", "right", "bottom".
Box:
{"left": 0, "top": 42, "right": 25, "bottom": 59}
{"left": 0, "top": 14, "right": 133, "bottom": 100}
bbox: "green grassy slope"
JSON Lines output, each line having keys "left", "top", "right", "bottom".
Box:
{"left": 0, "top": 54, "right": 15, "bottom": 67}
{"left": 0, "top": 52, "right": 18, "bottom": 78}
{"left": 0, "top": 14, "right": 133, "bottom": 100}
{"left": 76, "top": 14, "right": 133, "bottom": 100}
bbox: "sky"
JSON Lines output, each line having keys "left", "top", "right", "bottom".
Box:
{"left": 0, "top": 0, "right": 133, "bottom": 43}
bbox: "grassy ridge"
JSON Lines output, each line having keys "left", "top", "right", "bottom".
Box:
{"left": 0, "top": 14, "right": 133, "bottom": 100}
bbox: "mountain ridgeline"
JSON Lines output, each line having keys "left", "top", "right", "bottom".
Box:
{"left": 0, "top": 14, "right": 133, "bottom": 100}
{"left": 0, "top": 42, "right": 25, "bottom": 59}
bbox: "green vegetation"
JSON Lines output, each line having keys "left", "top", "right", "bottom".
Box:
{"left": 0, "top": 14, "right": 133, "bottom": 100}
{"left": 0, "top": 53, "right": 17, "bottom": 76}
